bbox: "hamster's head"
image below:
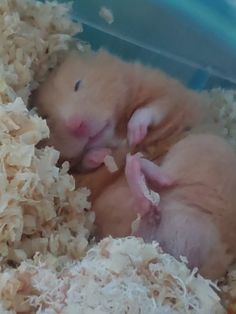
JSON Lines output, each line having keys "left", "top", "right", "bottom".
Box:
{"left": 32, "top": 49, "right": 131, "bottom": 161}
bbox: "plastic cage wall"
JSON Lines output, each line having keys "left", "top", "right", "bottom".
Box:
{"left": 41, "top": 0, "right": 236, "bottom": 90}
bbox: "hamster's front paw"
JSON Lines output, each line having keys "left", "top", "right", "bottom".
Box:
{"left": 81, "top": 147, "right": 111, "bottom": 170}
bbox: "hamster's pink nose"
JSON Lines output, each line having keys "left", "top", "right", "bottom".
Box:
{"left": 65, "top": 116, "right": 89, "bottom": 137}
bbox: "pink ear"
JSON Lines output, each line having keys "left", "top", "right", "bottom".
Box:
{"left": 65, "top": 116, "right": 89, "bottom": 137}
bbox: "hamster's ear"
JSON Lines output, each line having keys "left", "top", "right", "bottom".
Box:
{"left": 97, "top": 47, "right": 109, "bottom": 55}
{"left": 67, "top": 47, "right": 113, "bottom": 62}
{"left": 67, "top": 49, "right": 85, "bottom": 59}
{"left": 96, "top": 48, "right": 114, "bottom": 61}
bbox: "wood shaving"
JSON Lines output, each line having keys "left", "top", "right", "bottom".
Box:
{"left": 0, "top": 237, "right": 225, "bottom": 314}
{"left": 99, "top": 6, "right": 114, "bottom": 25}
{"left": 138, "top": 172, "right": 160, "bottom": 206}
{"left": 207, "top": 88, "right": 236, "bottom": 149}
{"left": 104, "top": 155, "right": 118, "bottom": 173}
{"left": 0, "top": 0, "right": 94, "bottom": 269}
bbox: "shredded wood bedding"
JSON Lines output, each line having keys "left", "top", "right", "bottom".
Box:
{"left": 0, "top": 0, "right": 94, "bottom": 270}
{"left": 0, "top": 237, "right": 225, "bottom": 313}
{"left": 0, "top": 0, "right": 235, "bottom": 313}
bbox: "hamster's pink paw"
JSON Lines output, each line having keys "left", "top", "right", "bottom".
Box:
{"left": 82, "top": 148, "right": 111, "bottom": 170}
{"left": 138, "top": 158, "right": 173, "bottom": 187}
{"left": 127, "top": 108, "right": 153, "bottom": 147}
{"left": 125, "top": 154, "right": 158, "bottom": 216}
{"left": 125, "top": 153, "right": 174, "bottom": 217}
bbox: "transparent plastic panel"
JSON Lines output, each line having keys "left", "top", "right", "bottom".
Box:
{"left": 51, "top": 0, "right": 236, "bottom": 89}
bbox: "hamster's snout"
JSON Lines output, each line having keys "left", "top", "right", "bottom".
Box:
{"left": 65, "top": 116, "right": 89, "bottom": 138}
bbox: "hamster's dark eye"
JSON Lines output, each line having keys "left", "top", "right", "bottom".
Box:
{"left": 74, "top": 80, "right": 81, "bottom": 92}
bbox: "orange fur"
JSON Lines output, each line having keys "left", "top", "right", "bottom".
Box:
{"left": 31, "top": 49, "right": 212, "bottom": 166}
{"left": 31, "top": 50, "right": 236, "bottom": 279}
{"left": 92, "top": 133, "right": 236, "bottom": 280}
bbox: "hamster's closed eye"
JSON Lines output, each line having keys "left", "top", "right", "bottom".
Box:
{"left": 74, "top": 80, "right": 81, "bottom": 92}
